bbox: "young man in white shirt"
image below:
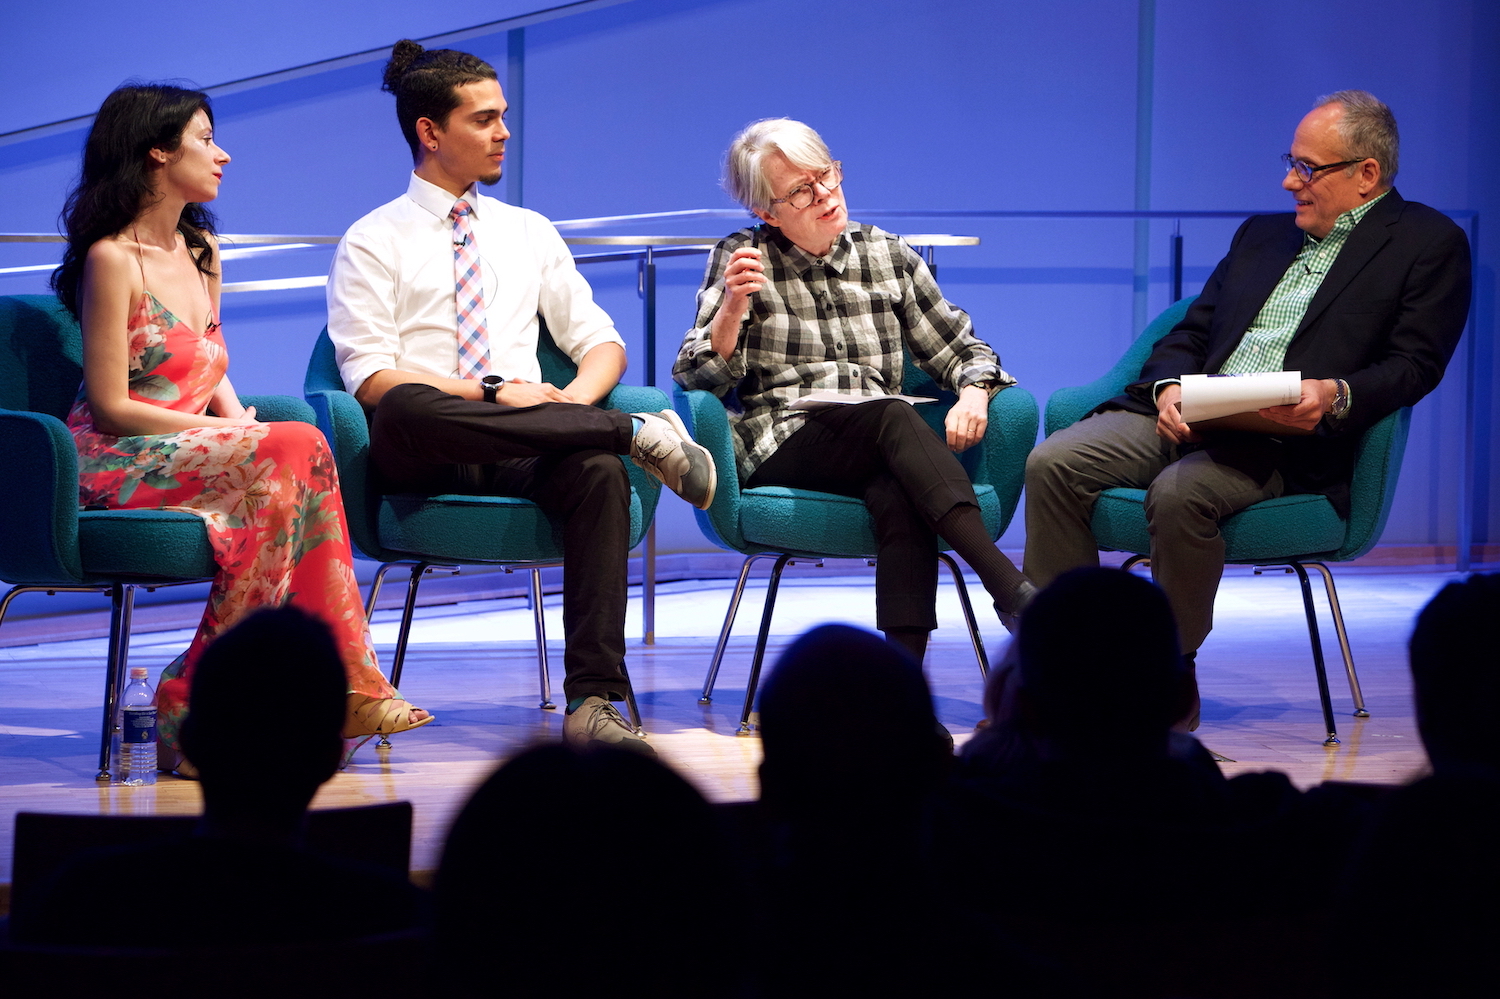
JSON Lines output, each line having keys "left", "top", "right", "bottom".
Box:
{"left": 326, "top": 40, "right": 715, "bottom": 755}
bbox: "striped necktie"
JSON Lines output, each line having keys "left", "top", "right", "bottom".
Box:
{"left": 450, "top": 198, "right": 491, "bottom": 379}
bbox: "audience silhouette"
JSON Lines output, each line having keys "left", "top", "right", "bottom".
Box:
{"left": 23, "top": 607, "right": 423, "bottom": 948}
{"left": 436, "top": 742, "right": 740, "bottom": 998}
{"left": 1337, "top": 573, "right": 1500, "bottom": 998}
{"left": 746, "top": 624, "right": 1078, "bottom": 997}
{"left": 10, "top": 574, "right": 1495, "bottom": 997}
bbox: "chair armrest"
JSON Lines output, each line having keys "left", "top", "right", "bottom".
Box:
{"left": 0, "top": 409, "right": 83, "bottom": 584}
{"left": 241, "top": 394, "right": 316, "bottom": 425}
{"left": 1336, "top": 407, "right": 1412, "bottom": 561}
{"left": 672, "top": 386, "right": 747, "bottom": 552}
{"left": 1043, "top": 295, "right": 1198, "bottom": 437}
{"left": 304, "top": 388, "right": 388, "bottom": 561}
{"left": 1044, "top": 383, "right": 1110, "bottom": 437}
{"left": 968, "top": 386, "right": 1039, "bottom": 534}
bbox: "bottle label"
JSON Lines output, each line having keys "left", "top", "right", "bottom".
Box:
{"left": 123, "top": 706, "right": 157, "bottom": 745}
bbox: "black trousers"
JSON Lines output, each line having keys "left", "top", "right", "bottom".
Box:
{"left": 370, "top": 383, "right": 636, "bottom": 701}
{"left": 746, "top": 398, "right": 980, "bottom": 633}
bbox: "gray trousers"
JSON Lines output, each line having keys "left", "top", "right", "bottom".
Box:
{"left": 1023, "top": 409, "right": 1286, "bottom": 654}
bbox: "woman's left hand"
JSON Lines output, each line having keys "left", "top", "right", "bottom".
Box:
{"left": 945, "top": 385, "right": 989, "bottom": 452}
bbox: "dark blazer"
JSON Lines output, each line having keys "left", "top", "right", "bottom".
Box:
{"left": 1106, "top": 189, "right": 1471, "bottom": 515}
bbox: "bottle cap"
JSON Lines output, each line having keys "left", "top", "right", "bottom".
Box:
{"left": 128, "top": 667, "right": 150, "bottom": 679}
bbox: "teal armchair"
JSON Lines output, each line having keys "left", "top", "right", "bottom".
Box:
{"left": 304, "top": 327, "right": 666, "bottom": 728}
{"left": 1044, "top": 296, "right": 1408, "bottom": 745}
{"left": 675, "top": 357, "right": 1039, "bottom": 732}
{"left": 0, "top": 294, "right": 315, "bottom": 778}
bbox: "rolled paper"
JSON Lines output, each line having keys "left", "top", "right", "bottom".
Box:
{"left": 1179, "top": 371, "right": 1301, "bottom": 423}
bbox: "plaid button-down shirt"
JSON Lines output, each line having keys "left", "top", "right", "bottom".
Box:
{"left": 674, "top": 223, "right": 1013, "bottom": 480}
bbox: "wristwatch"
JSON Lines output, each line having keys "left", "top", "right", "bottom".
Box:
{"left": 1328, "top": 378, "right": 1351, "bottom": 419}
{"left": 480, "top": 374, "right": 504, "bottom": 404}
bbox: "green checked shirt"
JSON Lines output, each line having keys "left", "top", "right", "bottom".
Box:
{"left": 1217, "top": 192, "right": 1388, "bottom": 375}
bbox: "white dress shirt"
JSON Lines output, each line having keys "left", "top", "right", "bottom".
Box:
{"left": 326, "top": 173, "right": 624, "bottom": 395}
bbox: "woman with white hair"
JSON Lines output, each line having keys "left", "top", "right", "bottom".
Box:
{"left": 674, "top": 118, "right": 1034, "bottom": 664}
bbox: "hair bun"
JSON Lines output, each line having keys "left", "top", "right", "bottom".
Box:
{"left": 382, "top": 39, "right": 426, "bottom": 93}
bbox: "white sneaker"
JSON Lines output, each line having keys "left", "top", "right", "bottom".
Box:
{"left": 630, "top": 410, "right": 717, "bottom": 510}
{"left": 563, "top": 696, "right": 656, "bottom": 757}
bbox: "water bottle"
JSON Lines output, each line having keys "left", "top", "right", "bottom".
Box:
{"left": 111, "top": 666, "right": 157, "bottom": 786}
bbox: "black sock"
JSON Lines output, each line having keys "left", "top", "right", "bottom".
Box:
{"left": 885, "top": 628, "right": 929, "bottom": 665}
{"left": 935, "top": 504, "right": 1029, "bottom": 613}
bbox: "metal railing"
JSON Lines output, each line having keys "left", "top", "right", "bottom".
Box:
{"left": 3, "top": 204, "right": 1482, "bottom": 572}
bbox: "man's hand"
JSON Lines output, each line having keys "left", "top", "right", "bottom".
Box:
{"left": 1154, "top": 383, "right": 1201, "bottom": 444}
{"left": 945, "top": 385, "right": 990, "bottom": 452}
{"left": 497, "top": 379, "right": 572, "bottom": 406}
{"left": 1260, "top": 378, "right": 1337, "bottom": 431}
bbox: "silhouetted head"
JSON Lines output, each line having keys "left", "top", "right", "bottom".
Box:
{"left": 758, "top": 624, "right": 948, "bottom": 814}
{"left": 437, "top": 743, "right": 725, "bottom": 997}
{"left": 1409, "top": 573, "right": 1500, "bottom": 775}
{"left": 1017, "top": 568, "right": 1188, "bottom": 756}
{"left": 181, "top": 606, "right": 346, "bottom": 817}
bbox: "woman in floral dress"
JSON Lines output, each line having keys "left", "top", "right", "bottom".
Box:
{"left": 52, "top": 84, "right": 432, "bottom": 773}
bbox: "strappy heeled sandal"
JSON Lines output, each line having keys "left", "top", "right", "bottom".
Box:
{"left": 342, "top": 695, "right": 436, "bottom": 739}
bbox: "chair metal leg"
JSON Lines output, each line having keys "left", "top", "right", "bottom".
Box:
{"left": 699, "top": 554, "right": 772, "bottom": 704}
{"left": 366, "top": 560, "right": 415, "bottom": 620}
{"left": 95, "top": 583, "right": 138, "bottom": 780}
{"left": 937, "top": 552, "right": 989, "bottom": 679}
{"left": 619, "top": 659, "right": 644, "bottom": 733}
{"left": 1287, "top": 561, "right": 1340, "bottom": 746}
{"left": 529, "top": 567, "right": 554, "bottom": 709}
{"left": 380, "top": 562, "right": 430, "bottom": 746}
{"left": 1306, "top": 561, "right": 1368, "bottom": 717}
{"left": 0, "top": 584, "right": 111, "bottom": 629}
{"left": 740, "top": 554, "right": 794, "bottom": 734}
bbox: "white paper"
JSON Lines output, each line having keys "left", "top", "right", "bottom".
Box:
{"left": 1179, "top": 371, "right": 1301, "bottom": 423}
{"left": 788, "top": 391, "right": 937, "bottom": 411}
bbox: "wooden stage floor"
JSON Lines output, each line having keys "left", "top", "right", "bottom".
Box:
{"left": 0, "top": 561, "right": 1475, "bottom": 892}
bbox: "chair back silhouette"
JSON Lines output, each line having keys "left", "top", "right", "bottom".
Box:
{"left": 304, "top": 326, "right": 666, "bottom": 726}
{"left": 674, "top": 351, "right": 1038, "bottom": 732}
{"left": 0, "top": 295, "right": 315, "bottom": 778}
{"left": 8, "top": 801, "right": 414, "bottom": 940}
{"left": 1042, "top": 296, "right": 1411, "bottom": 743}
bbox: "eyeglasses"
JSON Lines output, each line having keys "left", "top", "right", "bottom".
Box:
{"left": 769, "top": 162, "right": 843, "bottom": 210}
{"left": 1281, "top": 153, "right": 1366, "bottom": 183}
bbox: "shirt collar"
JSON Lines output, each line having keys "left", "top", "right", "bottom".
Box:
{"left": 1307, "top": 189, "right": 1388, "bottom": 246}
{"left": 766, "top": 221, "right": 854, "bottom": 275}
{"left": 405, "top": 172, "right": 481, "bottom": 222}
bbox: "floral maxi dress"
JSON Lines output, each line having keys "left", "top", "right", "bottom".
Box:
{"left": 67, "top": 292, "right": 394, "bottom": 752}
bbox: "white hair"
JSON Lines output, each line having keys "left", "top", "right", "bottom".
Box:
{"left": 722, "top": 118, "right": 833, "bottom": 215}
{"left": 1315, "top": 89, "right": 1399, "bottom": 185}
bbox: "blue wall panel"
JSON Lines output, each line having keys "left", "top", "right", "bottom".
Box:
{"left": 0, "top": 0, "right": 1492, "bottom": 560}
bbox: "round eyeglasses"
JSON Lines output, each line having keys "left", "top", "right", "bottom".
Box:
{"left": 770, "top": 162, "right": 843, "bottom": 210}
{"left": 1281, "top": 153, "right": 1365, "bottom": 183}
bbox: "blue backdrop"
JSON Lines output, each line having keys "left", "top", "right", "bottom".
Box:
{"left": 2, "top": 0, "right": 1494, "bottom": 558}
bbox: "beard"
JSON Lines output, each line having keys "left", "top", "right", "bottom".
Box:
{"left": 479, "top": 164, "right": 503, "bottom": 187}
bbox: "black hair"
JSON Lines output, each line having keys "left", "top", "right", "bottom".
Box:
{"left": 381, "top": 39, "right": 498, "bottom": 162}
{"left": 1018, "top": 567, "right": 1186, "bottom": 749}
{"left": 1409, "top": 573, "right": 1500, "bottom": 773}
{"left": 51, "top": 84, "right": 219, "bottom": 319}
{"left": 181, "top": 606, "right": 346, "bottom": 791}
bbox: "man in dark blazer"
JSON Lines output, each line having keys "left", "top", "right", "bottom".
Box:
{"left": 1024, "top": 90, "right": 1471, "bottom": 725}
